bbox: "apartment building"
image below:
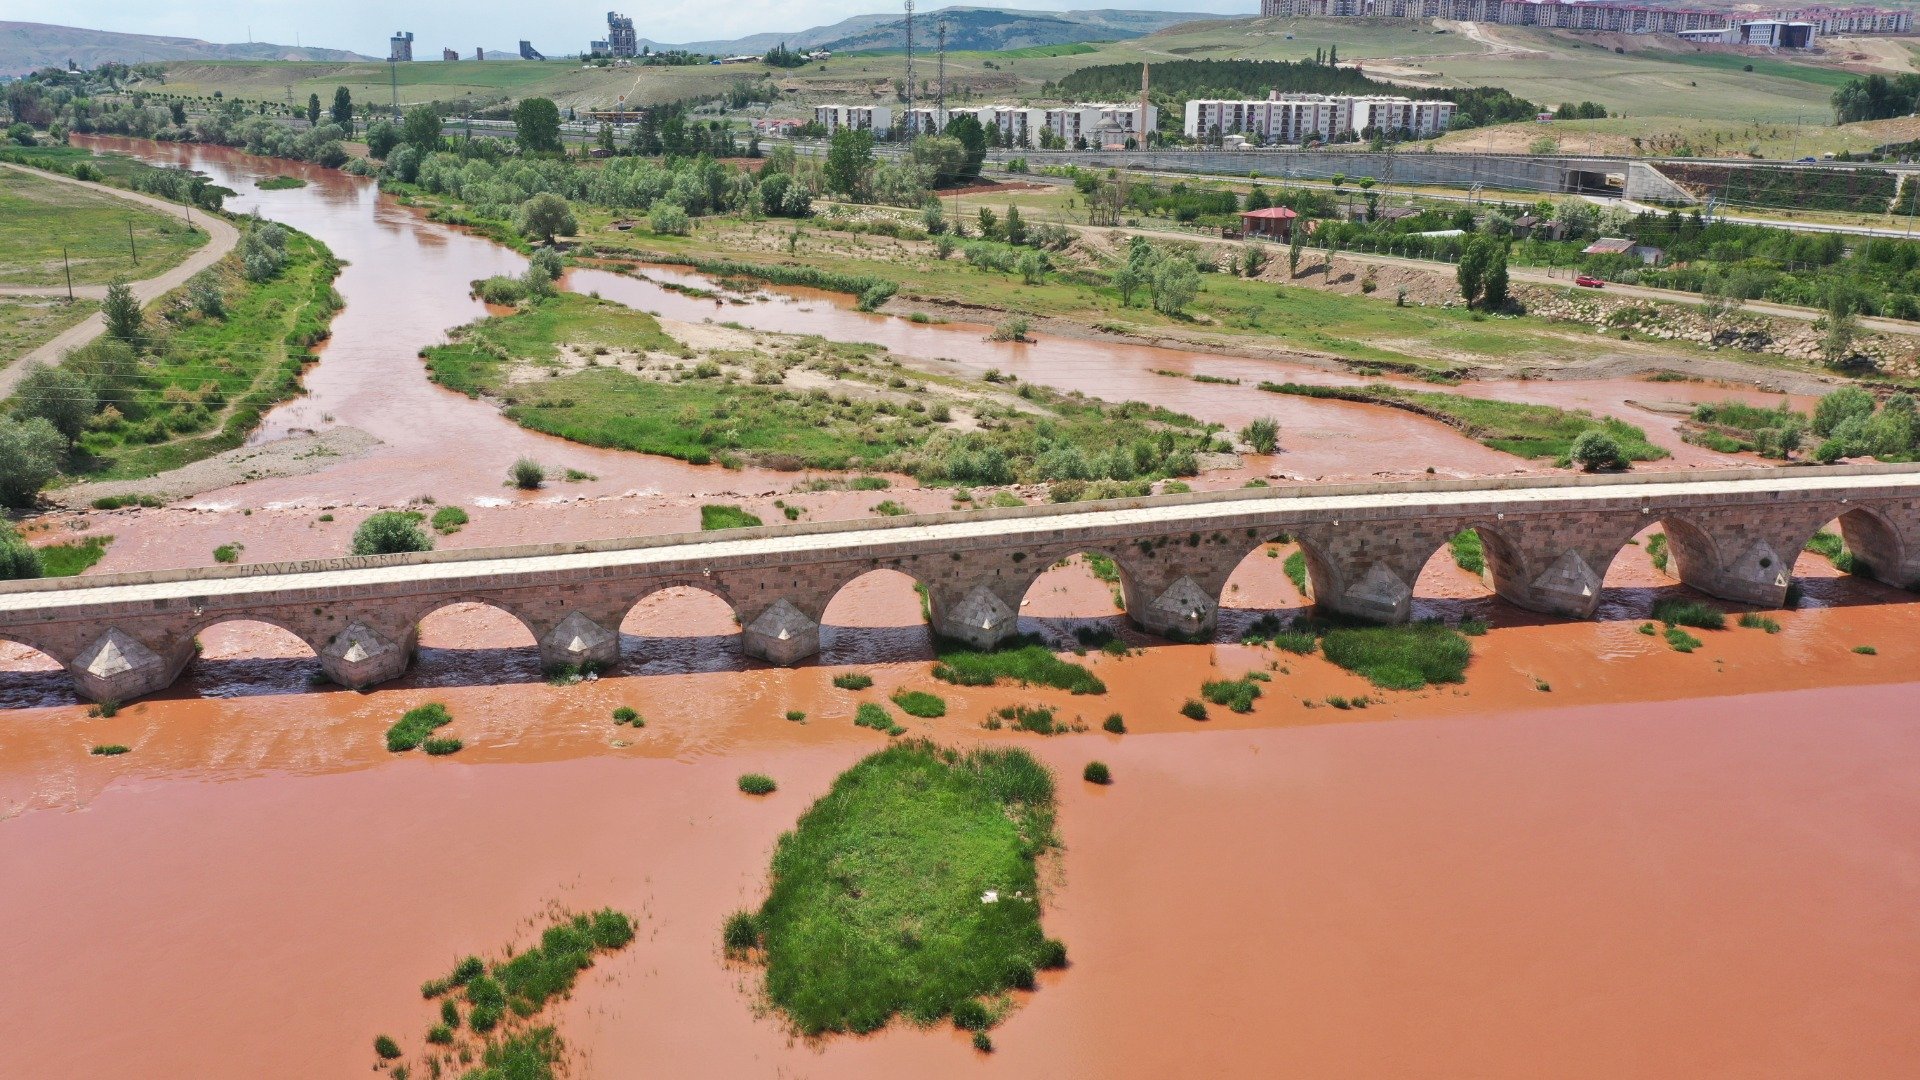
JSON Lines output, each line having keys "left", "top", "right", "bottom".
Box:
{"left": 813, "top": 105, "right": 893, "bottom": 135}
{"left": 1182, "top": 93, "right": 1454, "bottom": 144}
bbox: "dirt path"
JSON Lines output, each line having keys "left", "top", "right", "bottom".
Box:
{"left": 0, "top": 161, "right": 241, "bottom": 395}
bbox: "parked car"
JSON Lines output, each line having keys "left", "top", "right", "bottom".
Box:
{"left": 1574, "top": 275, "right": 1605, "bottom": 288}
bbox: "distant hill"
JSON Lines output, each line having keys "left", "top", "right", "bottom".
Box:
{"left": 641, "top": 7, "right": 1219, "bottom": 56}
{"left": 0, "top": 22, "right": 374, "bottom": 75}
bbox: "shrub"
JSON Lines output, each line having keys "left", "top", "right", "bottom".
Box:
{"left": 90, "top": 744, "right": 131, "bottom": 756}
{"left": 833, "top": 672, "right": 874, "bottom": 690}
{"left": 650, "top": 202, "right": 692, "bottom": 236}
{"left": 0, "top": 523, "right": 43, "bottom": 580}
{"left": 612, "top": 706, "right": 640, "bottom": 724}
{"left": 441, "top": 998, "right": 461, "bottom": 1027}
{"left": 468, "top": 1003, "right": 502, "bottom": 1033}
{"left": 1180, "top": 699, "right": 1208, "bottom": 721}
{"left": 374, "top": 1036, "right": 402, "bottom": 1060}
{"left": 1239, "top": 417, "right": 1280, "bottom": 454}
{"left": 1037, "top": 938, "right": 1068, "bottom": 969}
{"left": 1102, "top": 714, "right": 1126, "bottom": 734}
{"left": 990, "top": 317, "right": 1030, "bottom": 342}
{"left": 452, "top": 956, "right": 484, "bottom": 985}
{"left": 1449, "top": 529, "right": 1485, "bottom": 575}
{"left": 431, "top": 506, "right": 469, "bottom": 533}
{"left": 386, "top": 703, "right": 453, "bottom": 752}
{"left": 509, "top": 457, "right": 546, "bottom": 489}
{"left": 786, "top": 709, "right": 807, "bottom": 722}
{"left": 351, "top": 511, "right": 433, "bottom": 556}
{"left": 1853, "top": 644, "right": 1877, "bottom": 655}
{"left": 739, "top": 773, "right": 777, "bottom": 795}
{"left": 723, "top": 909, "right": 760, "bottom": 952}
{"left": 1569, "top": 430, "right": 1626, "bottom": 471}
{"left": 1083, "top": 761, "right": 1112, "bottom": 785}
{"left": 891, "top": 690, "right": 947, "bottom": 717}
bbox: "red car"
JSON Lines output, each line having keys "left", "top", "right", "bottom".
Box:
{"left": 1574, "top": 275, "right": 1605, "bottom": 288}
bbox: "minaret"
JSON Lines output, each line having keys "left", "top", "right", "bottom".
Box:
{"left": 1140, "top": 62, "right": 1151, "bottom": 147}
{"left": 904, "top": 0, "right": 916, "bottom": 124}
{"left": 936, "top": 19, "right": 947, "bottom": 117}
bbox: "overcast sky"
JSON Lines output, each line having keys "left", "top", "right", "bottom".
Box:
{"left": 25, "top": 1, "right": 1259, "bottom": 52}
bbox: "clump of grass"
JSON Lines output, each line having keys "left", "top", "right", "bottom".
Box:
{"left": 1200, "top": 677, "right": 1262, "bottom": 714}
{"left": 992, "top": 704, "right": 1063, "bottom": 735}
{"left": 430, "top": 506, "right": 469, "bottom": 534}
{"left": 1083, "top": 761, "right": 1112, "bottom": 785}
{"left": 422, "top": 737, "right": 463, "bottom": 756}
{"left": 1637, "top": 622, "right": 1657, "bottom": 636}
{"left": 785, "top": 709, "right": 807, "bottom": 722}
{"left": 87, "top": 699, "right": 121, "bottom": 718}
{"left": 612, "top": 705, "right": 641, "bottom": 725}
{"left": 700, "top": 504, "right": 762, "bottom": 530}
{"left": 509, "top": 457, "right": 546, "bottom": 489}
{"left": 440, "top": 998, "right": 460, "bottom": 1027}
{"left": 39, "top": 535, "right": 113, "bottom": 576}
{"left": 933, "top": 635, "right": 1106, "bottom": 695}
{"left": 1645, "top": 532, "right": 1669, "bottom": 572}
{"left": 1179, "top": 699, "right": 1208, "bottom": 721}
{"left": 385, "top": 703, "right": 453, "bottom": 752}
{"left": 737, "top": 740, "right": 1059, "bottom": 1035}
{"left": 1853, "top": 644, "right": 1877, "bottom": 655}
{"left": 833, "top": 672, "right": 874, "bottom": 690}
{"left": 373, "top": 1035, "right": 402, "bottom": 1060}
{"left": 90, "top": 743, "right": 130, "bottom": 756}
{"left": 854, "top": 702, "right": 893, "bottom": 730}
{"left": 1448, "top": 529, "right": 1485, "bottom": 575}
{"left": 891, "top": 689, "right": 947, "bottom": 718}
{"left": 425, "top": 1024, "right": 453, "bottom": 1045}
{"left": 1459, "top": 617, "right": 1489, "bottom": 637}
{"left": 723, "top": 909, "right": 761, "bottom": 953}
{"left": 1283, "top": 549, "right": 1308, "bottom": 592}
{"left": 1319, "top": 620, "right": 1471, "bottom": 691}
{"left": 1665, "top": 627, "right": 1703, "bottom": 653}
{"left": 739, "top": 773, "right": 777, "bottom": 795}
{"left": 1102, "top": 713, "right": 1126, "bottom": 734}
{"left": 871, "top": 500, "right": 909, "bottom": 516}
{"left": 212, "top": 543, "right": 242, "bottom": 564}
{"left": 468, "top": 1028, "right": 565, "bottom": 1079}
{"left": 850, "top": 475, "right": 891, "bottom": 490}
{"left": 1652, "top": 597, "right": 1725, "bottom": 630}
{"left": 1739, "top": 613, "right": 1781, "bottom": 633}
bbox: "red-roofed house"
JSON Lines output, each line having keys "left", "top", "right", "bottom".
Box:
{"left": 1242, "top": 205, "right": 1298, "bottom": 241}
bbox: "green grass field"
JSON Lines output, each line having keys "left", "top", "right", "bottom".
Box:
{"left": 1258, "top": 381, "right": 1668, "bottom": 462}
{"left": 0, "top": 165, "right": 206, "bottom": 288}
{"left": 0, "top": 296, "right": 96, "bottom": 366}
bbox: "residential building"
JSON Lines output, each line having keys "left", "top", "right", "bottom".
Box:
{"left": 814, "top": 105, "right": 893, "bottom": 135}
{"left": 901, "top": 107, "right": 949, "bottom": 137}
{"left": 1182, "top": 92, "right": 1453, "bottom": 144}
{"left": 606, "top": 12, "right": 639, "bottom": 58}
{"left": 389, "top": 31, "right": 414, "bottom": 62}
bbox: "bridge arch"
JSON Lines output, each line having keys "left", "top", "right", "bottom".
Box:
{"left": 1014, "top": 550, "right": 1136, "bottom": 645}
{"left": 1830, "top": 503, "right": 1909, "bottom": 583}
{"left": 819, "top": 567, "right": 931, "bottom": 665}
{"left": 1406, "top": 523, "right": 1511, "bottom": 622}
{"left": 620, "top": 582, "right": 742, "bottom": 675}
{"left": 175, "top": 616, "right": 323, "bottom": 698}
{"left": 0, "top": 632, "right": 75, "bottom": 710}
{"left": 410, "top": 597, "right": 545, "bottom": 686}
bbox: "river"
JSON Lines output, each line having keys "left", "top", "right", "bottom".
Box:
{"left": 0, "top": 138, "right": 1914, "bottom": 1079}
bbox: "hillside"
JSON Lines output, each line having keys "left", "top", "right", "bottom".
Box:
{"left": 0, "top": 21, "right": 372, "bottom": 75}
{"left": 641, "top": 7, "right": 1216, "bottom": 56}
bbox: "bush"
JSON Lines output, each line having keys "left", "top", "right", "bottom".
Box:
{"left": 1239, "top": 417, "right": 1280, "bottom": 454}
{"left": 374, "top": 1036, "right": 402, "bottom": 1060}
{"left": 431, "top": 506, "right": 469, "bottom": 533}
{"left": 651, "top": 202, "right": 692, "bottom": 237}
{"left": 891, "top": 690, "right": 947, "bottom": 717}
{"left": 509, "top": 457, "right": 546, "bottom": 489}
{"left": 973, "top": 1031, "right": 994, "bottom": 1052}
{"left": 90, "top": 744, "right": 131, "bottom": 756}
{"left": 739, "top": 773, "right": 777, "bottom": 795}
{"left": 833, "top": 672, "right": 875, "bottom": 690}
{"left": 1569, "top": 429, "right": 1626, "bottom": 471}
{"left": 0, "top": 523, "right": 43, "bottom": 580}
{"left": 1739, "top": 612, "right": 1781, "bottom": 633}
{"left": 1102, "top": 713, "right": 1126, "bottom": 734}
{"left": 1083, "top": 761, "right": 1112, "bottom": 785}
{"left": 1665, "top": 627, "right": 1702, "bottom": 652}
{"left": 613, "top": 706, "right": 640, "bottom": 724}
{"left": 0, "top": 415, "right": 64, "bottom": 507}
{"left": 351, "top": 510, "right": 432, "bottom": 556}
{"left": 1180, "top": 699, "right": 1208, "bottom": 721}
{"left": 1853, "top": 644, "right": 1877, "bottom": 655}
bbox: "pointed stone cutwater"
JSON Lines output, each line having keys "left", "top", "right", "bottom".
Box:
{"left": 1711, "top": 537, "right": 1793, "bottom": 606}
{"left": 70, "top": 627, "right": 171, "bottom": 703}
{"left": 1528, "top": 550, "right": 1603, "bottom": 617}
{"left": 936, "top": 585, "right": 1017, "bottom": 650}
{"left": 320, "top": 621, "right": 408, "bottom": 690}
{"left": 742, "top": 599, "right": 820, "bottom": 666}
{"left": 1341, "top": 561, "right": 1413, "bottom": 622}
{"left": 539, "top": 611, "right": 620, "bottom": 672}
{"left": 1142, "top": 575, "right": 1217, "bottom": 640}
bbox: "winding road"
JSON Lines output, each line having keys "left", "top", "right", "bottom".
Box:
{"left": 0, "top": 161, "right": 240, "bottom": 397}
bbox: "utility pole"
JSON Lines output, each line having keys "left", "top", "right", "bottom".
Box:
{"left": 936, "top": 20, "right": 946, "bottom": 118}
{"left": 904, "top": 0, "right": 915, "bottom": 130}
{"left": 63, "top": 247, "right": 72, "bottom": 300}
{"left": 128, "top": 218, "right": 138, "bottom": 265}
{"left": 390, "top": 59, "right": 400, "bottom": 118}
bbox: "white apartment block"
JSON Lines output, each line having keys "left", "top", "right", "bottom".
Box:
{"left": 1041, "top": 103, "right": 1159, "bottom": 147}
{"left": 1182, "top": 93, "right": 1454, "bottom": 144}
{"left": 900, "top": 108, "right": 948, "bottom": 137}
{"left": 813, "top": 105, "right": 893, "bottom": 135}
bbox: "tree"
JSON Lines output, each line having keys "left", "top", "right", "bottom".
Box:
{"left": 1150, "top": 257, "right": 1200, "bottom": 316}
{"left": 824, "top": 128, "right": 875, "bottom": 201}
{"left": 306, "top": 93, "right": 321, "bottom": 125}
{"left": 1113, "top": 264, "right": 1144, "bottom": 307}
{"left": 942, "top": 113, "right": 988, "bottom": 180}
{"left": 169, "top": 101, "right": 187, "bottom": 126}
{"left": 400, "top": 104, "right": 442, "bottom": 153}
{"left": 350, "top": 511, "right": 433, "bottom": 556}
{"left": 14, "top": 365, "right": 96, "bottom": 444}
{"left": 513, "top": 98, "right": 563, "bottom": 154}
{"left": 514, "top": 193, "right": 577, "bottom": 244}
{"left": 0, "top": 416, "right": 64, "bottom": 507}
{"left": 1569, "top": 430, "right": 1626, "bottom": 472}
{"left": 649, "top": 202, "right": 691, "bottom": 236}
{"left": 1481, "top": 241, "right": 1510, "bottom": 310}
{"left": 1456, "top": 240, "right": 1489, "bottom": 307}
{"left": 1822, "top": 285, "right": 1859, "bottom": 367}
{"left": 330, "top": 86, "right": 353, "bottom": 131}
{"left": 1017, "top": 250, "right": 1047, "bottom": 285}
{"left": 1002, "top": 205, "right": 1026, "bottom": 246}
{"left": 102, "top": 280, "right": 143, "bottom": 346}
{"left": 1288, "top": 229, "right": 1305, "bottom": 278}
{"left": 910, "top": 135, "right": 967, "bottom": 187}
{"left": 364, "top": 119, "right": 400, "bottom": 159}
{"left": 1240, "top": 417, "right": 1280, "bottom": 454}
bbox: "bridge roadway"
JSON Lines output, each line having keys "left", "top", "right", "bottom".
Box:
{"left": 5, "top": 464, "right": 1919, "bottom": 703}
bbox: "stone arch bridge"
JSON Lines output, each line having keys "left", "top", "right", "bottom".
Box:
{"left": 5, "top": 466, "right": 1919, "bottom": 704}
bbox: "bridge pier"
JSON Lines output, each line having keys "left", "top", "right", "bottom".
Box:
{"left": 537, "top": 611, "right": 621, "bottom": 672}
{"left": 68, "top": 627, "right": 174, "bottom": 703}
{"left": 319, "top": 621, "right": 411, "bottom": 691}
{"left": 929, "top": 583, "right": 1022, "bottom": 650}
{"left": 741, "top": 599, "right": 821, "bottom": 666}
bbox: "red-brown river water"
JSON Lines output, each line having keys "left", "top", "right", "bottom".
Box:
{"left": 4, "top": 139, "right": 1914, "bottom": 1079}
